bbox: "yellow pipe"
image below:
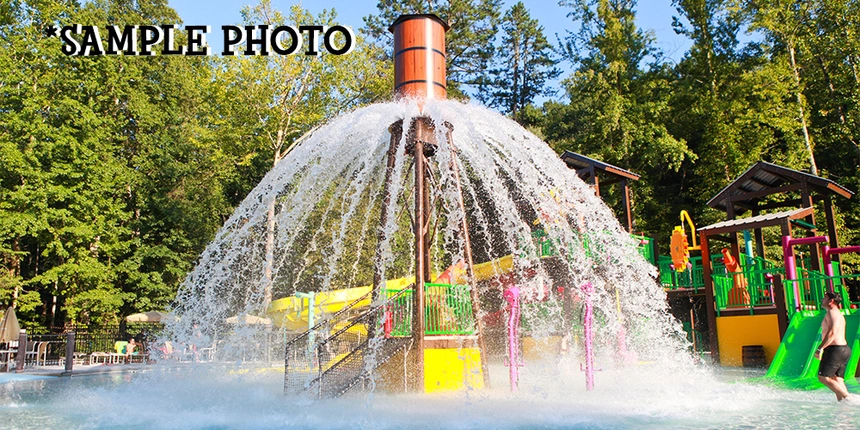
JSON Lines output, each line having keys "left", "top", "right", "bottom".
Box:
{"left": 680, "top": 210, "right": 700, "bottom": 251}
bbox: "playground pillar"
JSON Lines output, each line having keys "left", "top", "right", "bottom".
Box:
{"left": 446, "top": 125, "right": 490, "bottom": 388}
{"left": 411, "top": 121, "right": 431, "bottom": 392}
{"left": 503, "top": 286, "right": 521, "bottom": 392}
{"left": 372, "top": 121, "right": 403, "bottom": 305}
{"left": 799, "top": 184, "right": 822, "bottom": 273}
{"left": 700, "top": 232, "right": 720, "bottom": 364}
{"left": 621, "top": 178, "right": 633, "bottom": 232}
{"left": 772, "top": 274, "right": 789, "bottom": 339}
{"left": 823, "top": 195, "right": 841, "bottom": 271}
{"left": 582, "top": 282, "right": 595, "bottom": 391}
{"left": 752, "top": 210, "right": 766, "bottom": 260}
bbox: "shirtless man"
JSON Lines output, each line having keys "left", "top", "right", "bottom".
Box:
{"left": 814, "top": 292, "right": 853, "bottom": 402}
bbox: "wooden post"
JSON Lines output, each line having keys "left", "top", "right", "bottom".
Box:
{"left": 753, "top": 209, "right": 765, "bottom": 260}
{"left": 823, "top": 195, "right": 841, "bottom": 273}
{"left": 410, "top": 119, "right": 434, "bottom": 392}
{"left": 772, "top": 274, "right": 789, "bottom": 339}
{"left": 700, "top": 232, "right": 719, "bottom": 364}
{"left": 446, "top": 125, "right": 490, "bottom": 388}
{"left": 372, "top": 121, "right": 403, "bottom": 314}
{"left": 800, "top": 183, "right": 821, "bottom": 272}
{"left": 621, "top": 178, "right": 633, "bottom": 232}
{"left": 590, "top": 164, "right": 600, "bottom": 196}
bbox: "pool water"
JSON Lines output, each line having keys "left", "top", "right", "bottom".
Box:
{"left": 2, "top": 362, "right": 857, "bottom": 429}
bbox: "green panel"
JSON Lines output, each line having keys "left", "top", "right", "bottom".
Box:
{"left": 384, "top": 284, "right": 476, "bottom": 336}
{"left": 766, "top": 312, "right": 823, "bottom": 384}
{"left": 843, "top": 312, "right": 860, "bottom": 383}
{"left": 765, "top": 310, "right": 860, "bottom": 389}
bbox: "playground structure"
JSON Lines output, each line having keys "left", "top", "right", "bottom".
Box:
{"left": 266, "top": 14, "right": 664, "bottom": 397}
{"left": 652, "top": 162, "right": 859, "bottom": 390}
{"left": 166, "top": 14, "right": 857, "bottom": 401}
{"left": 270, "top": 128, "right": 860, "bottom": 396}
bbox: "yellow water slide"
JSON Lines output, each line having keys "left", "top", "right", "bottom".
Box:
{"left": 267, "top": 255, "right": 515, "bottom": 331}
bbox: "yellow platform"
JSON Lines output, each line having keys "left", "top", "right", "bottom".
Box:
{"left": 716, "top": 314, "right": 781, "bottom": 366}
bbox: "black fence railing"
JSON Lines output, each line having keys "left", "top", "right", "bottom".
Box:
{"left": 284, "top": 288, "right": 412, "bottom": 398}
{"left": 4, "top": 325, "right": 162, "bottom": 369}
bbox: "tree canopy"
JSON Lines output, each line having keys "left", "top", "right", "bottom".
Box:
{"left": 1, "top": 0, "right": 859, "bottom": 331}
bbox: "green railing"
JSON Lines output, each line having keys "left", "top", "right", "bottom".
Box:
{"left": 713, "top": 267, "right": 783, "bottom": 315}
{"left": 631, "top": 233, "right": 656, "bottom": 264}
{"left": 531, "top": 230, "right": 555, "bottom": 257}
{"left": 384, "top": 283, "right": 476, "bottom": 336}
{"left": 658, "top": 255, "right": 725, "bottom": 292}
{"left": 531, "top": 229, "right": 655, "bottom": 263}
{"left": 710, "top": 256, "right": 858, "bottom": 317}
{"left": 781, "top": 271, "right": 856, "bottom": 320}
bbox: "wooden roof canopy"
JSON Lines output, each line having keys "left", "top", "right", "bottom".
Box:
{"left": 560, "top": 151, "right": 640, "bottom": 232}
{"left": 561, "top": 151, "right": 640, "bottom": 184}
{"left": 697, "top": 162, "right": 853, "bottom": 363}
{"left": 707, "top": 161, "right": 853, "bottom": 215}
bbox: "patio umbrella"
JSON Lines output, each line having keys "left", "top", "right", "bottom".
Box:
{"left": 0, "top": 306, "right": 20, "bottom": 342}
{"left": 126, "top": 311, "right": 174, "bottom": 323}
{"left": 225, "top": 314, "right": 272, "bottom": 325}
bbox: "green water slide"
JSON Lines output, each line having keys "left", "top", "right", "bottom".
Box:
{"left": 765, "top": 311, "right": 860, "bottom": 389}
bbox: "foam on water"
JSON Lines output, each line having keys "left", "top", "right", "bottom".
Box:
{"left": 1, "top": 364, "right": 858, "bottom": 429}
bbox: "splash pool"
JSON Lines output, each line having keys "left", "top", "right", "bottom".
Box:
{"left": 2, "top": 363, "right": 857, "bottom": 429}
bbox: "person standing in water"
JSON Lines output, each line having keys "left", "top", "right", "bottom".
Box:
{"left": 815, "top": 292, "right": 853, "bottom": 402}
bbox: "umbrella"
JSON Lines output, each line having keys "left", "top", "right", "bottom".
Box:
{"left": 0, "top": 306, "right": 21, "bottom": 342}
{"left": 126, "top": 311, "right": 174, "bottom": 323}
{"left": 226, "top": 314, "right": 272, "bottom": 325}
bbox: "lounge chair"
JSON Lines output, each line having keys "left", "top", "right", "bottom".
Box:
{"left": 90, "top": 351, "right": 111, "bottom": 364}
{"left": 24, "top": 341, "right": 40, "bottom": 366}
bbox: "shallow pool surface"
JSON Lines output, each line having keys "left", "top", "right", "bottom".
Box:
{"left": 1, "top": 362, "right": 858, "bottom": 430}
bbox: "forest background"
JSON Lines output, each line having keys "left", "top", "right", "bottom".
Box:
{"left": 1, "top": 0, "right": 859, "bottom": 331}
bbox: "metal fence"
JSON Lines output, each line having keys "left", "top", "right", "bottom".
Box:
{"left": 284, "top": 288, "right": 412, "bottom": 398}
{"left": 383, "top": 284, "right": 476, "bottom": 336}
{"left": 3, "top": 324, "right": 161, "bottom": 370}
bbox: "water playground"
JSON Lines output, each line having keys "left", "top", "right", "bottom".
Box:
{"left": 3, "top": 13, "right": 859, "bottom": 429}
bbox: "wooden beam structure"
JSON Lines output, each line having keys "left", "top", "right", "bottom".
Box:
{"left": 560, "top": 151, "right": 640, "bottom": 232}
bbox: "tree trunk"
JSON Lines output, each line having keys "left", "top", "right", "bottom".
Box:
{"left": 11, "top": 238, "right": 20, "bottom": 306}
{"left": 788, "top": 44, "right": 818, "bottom": 175}
{"left": 262, "top": 129, "right": 285, "bottom": 310}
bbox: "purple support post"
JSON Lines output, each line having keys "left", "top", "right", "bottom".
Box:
{"left": 765, "top": 273, "right": 775, "bottom": 305}
{"left": 582, "top": 282, "right": 595, "bottom": 391}
{"left": 782, "top": 236, "right": 799, "bottom": 312}
{"left": 822, "top": 245, "right": 860, "bottom": 294}
{"left": 782, "top": 235, "right": 828, "bottom": 311}
{"left": 503, "top": 286, "right": 522, "bottom": 392}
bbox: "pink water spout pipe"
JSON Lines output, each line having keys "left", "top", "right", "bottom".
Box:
{"left": 503, "top": 286, "right": 522, "bottom": 392}
{"left": 582, "top": 281, "right": 595, "bottom": 391}
{"left": 822, "top": 245, "right": 860, "bottom": 293}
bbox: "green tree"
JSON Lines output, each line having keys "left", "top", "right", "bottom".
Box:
{"left": 219, "top": 1, "right": 391, "bottom": 308}
{"left": 0, "top": 0, "right": 234, "bottom": 328}
{"left": 545, "top": 0, "right": 692, "bottom": 234}
{"left": 476, "top": 2, "right": 560, "bottom": 119}
{"left": 744, "top": 0, "right": 819, "bottom": 174}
